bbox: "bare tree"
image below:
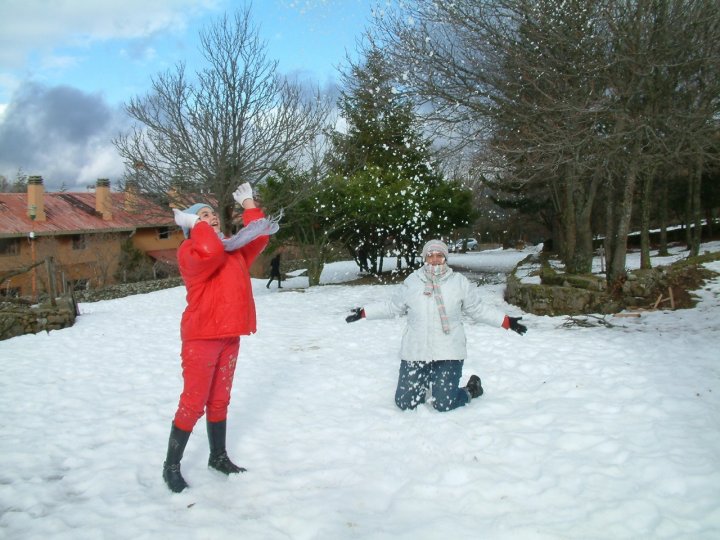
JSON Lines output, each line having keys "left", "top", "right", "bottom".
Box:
{"left": 602, "top": 0, "right": 720, "bottom": 280}
{"left": 372, "top": 0, "right": 608, "bottom": 273}
{"left": 372, "top": 0, "right": 720, "bottom": 283}
{"left": 114, "top": 7, "right": 332, "bottom": 234}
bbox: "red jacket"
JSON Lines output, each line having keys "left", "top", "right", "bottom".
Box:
{"left": 178, "top": 208, "right": 269, "bottom": 341}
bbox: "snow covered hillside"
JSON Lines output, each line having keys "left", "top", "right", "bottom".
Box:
{"left": 1, "top": 244, "right": 719, "bottom": 539}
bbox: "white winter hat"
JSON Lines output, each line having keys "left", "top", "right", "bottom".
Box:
{"left": 181, "top": 202, "right": 213, "bottom": 238}
{"left": 421, "top": 239, "right": 449, "bottom": 260}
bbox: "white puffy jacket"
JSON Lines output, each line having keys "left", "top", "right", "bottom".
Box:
{"left": 363, "top": 267, "right": 507, "bottom": 361}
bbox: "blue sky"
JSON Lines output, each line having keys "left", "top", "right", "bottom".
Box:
{"left": 0, "top": 0, "right": 382, "bottom": 191}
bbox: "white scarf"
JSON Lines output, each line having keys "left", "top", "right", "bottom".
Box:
{"left": 423, "top": 263, "right": 451, "bottom": 334}
{"left": 221, "top": 210, "right": 282, "bottom": 252}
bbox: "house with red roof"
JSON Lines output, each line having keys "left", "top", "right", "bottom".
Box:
{"left": 0, "top": 176, "right": 183, "bottom": 298}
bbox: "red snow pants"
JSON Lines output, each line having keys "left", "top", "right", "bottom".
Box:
{"left": 173, "top": 337, "right": 240, "bottom": 432}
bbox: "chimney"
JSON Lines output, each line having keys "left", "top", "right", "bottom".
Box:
{"left": 27, "top": 175, "right": 47, "bottom": 221}
{"left": 95, "top": 178, "right": 113, "bottom": 220}
{"left": 124, "top": 180, "right": 139, "bottom": 213}
{"left": 167, "top": 184, "right": 180, "bottom": 209}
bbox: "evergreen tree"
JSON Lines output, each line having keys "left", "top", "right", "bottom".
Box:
{"left": 1, "top": 170, "right": 28, "bottom": 193}
{"left": 258, "top": 165, "right": 337, "bottom": 286}
{"left": 328, "top": 48, "right": 471, "bottom": 273}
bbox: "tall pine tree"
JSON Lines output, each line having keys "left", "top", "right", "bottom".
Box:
{"left": 328, "top": 48, "right": 471, "bottom": 274}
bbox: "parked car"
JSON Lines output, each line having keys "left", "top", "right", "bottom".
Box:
{"left": 453, "top": 238, "right": 478, "bottom": 251}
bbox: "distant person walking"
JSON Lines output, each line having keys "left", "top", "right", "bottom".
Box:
{"left": 266, "top": 254, "right": 282, "bottom": 289}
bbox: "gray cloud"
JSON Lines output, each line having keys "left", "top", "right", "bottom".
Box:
{"left": 0, "top": 82, "right": 128, "bottom": 191}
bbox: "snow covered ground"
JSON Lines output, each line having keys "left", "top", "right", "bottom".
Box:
{"left": 1, "top": 242, "right": 719, "bottom": 540}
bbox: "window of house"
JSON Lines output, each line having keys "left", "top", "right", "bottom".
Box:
{"left": 72, "top": 235, "right": 86, "bottom": 250}
{"left": 68, "top": 279, "right": 89, "bottom": 291}
{"left": 0, "top": 238, "right": 20, "bottom": 256}
{"left": 158, "top": 227, "right": 171, "bottom": 239}
{"left": 1, "top": 286, "right": 20, "bottom": 298}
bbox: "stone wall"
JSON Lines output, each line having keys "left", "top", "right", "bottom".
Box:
{"left": 0, "top": 296, "right": 78, "bottom": 341}
{"left": 504, "top": 257, "right": 623, "bottom": 315}
{"left": 71, "top": 277, "right": 183, "bottom": 303}
{"left": 505, "top": 273, "right": 623, "bottom": 315}
{"left": 505, "top": 251, "right": 720, "bottom": 316}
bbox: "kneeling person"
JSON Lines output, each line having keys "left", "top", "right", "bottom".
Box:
{"left": 345, "top": 239, "right": 527, "bottom": 412}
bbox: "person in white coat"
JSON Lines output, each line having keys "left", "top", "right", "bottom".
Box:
{"left": 346, "top": 239, "right": 527, "bottom": 412}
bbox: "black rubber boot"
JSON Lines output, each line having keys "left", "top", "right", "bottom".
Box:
{"left": 163, "top": 423, "right": 191, "bottom": 493}
{"left": 465, "top": 375, "right": 484, "bottom": 399}
{"left": 207, "top": 420, "right": 246, "bottom": 475}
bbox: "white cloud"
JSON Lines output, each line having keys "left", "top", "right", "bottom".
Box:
{"left": 76, "top": 142, "right": 127, "bottom": 188}
{"left": 0, "top": 0, "right": 224, "bottom": 68}
{"left": 40, "top": 55, "right": 82, "bottom": 71}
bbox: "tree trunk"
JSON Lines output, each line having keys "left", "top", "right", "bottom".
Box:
{"left": 545, "top": 214, "right": 562, "bottom": 255}
{"left": 306, "top": 244, "right": 329, "bottom": 287}
{"left": 689, "top": 158, "right": 703, "bottom": 257}
{"left": 560, "top": 173, "right": 579, "bottom": 273}
{"left": 705, "top": 206, "right": 714, "bottom": 239}
{"left": 560, "top": 163, "right": 600, "bottom": 274}
{"left": 307, "top": 259, "right": 323, "bottom": 286}
{"left": 366, "top": 244, "right": 378, "bottom": 275}
{"left": 606, "top": 143, "right": 641, "bottom": 285}
{"left": 571, "top": 168, "right": 602, "bottom": 274}
{"left": 571, "top": 219, "right": 595, "bottom": 274}
{"left": 684, "top": 172, "right": 693, "bottom": 248}
{"left": 658, "top": 174, "right": 669, "bottom": 256}
{"left": 639, "top": 171, "right": 654, "bottom": 269}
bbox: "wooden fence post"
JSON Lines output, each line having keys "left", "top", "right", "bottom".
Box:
{"left": 45, "top": 257, "right": 57, "bottom": 307}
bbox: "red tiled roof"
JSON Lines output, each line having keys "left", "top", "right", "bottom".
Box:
{"left": 0, "top": 192, "right": 175, "bottom": 238}
{"left": 146, "top": 249, "right": 179, "bottom": 267}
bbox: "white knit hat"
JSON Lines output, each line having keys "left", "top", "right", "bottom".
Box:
{"left": 181, "top": 202, "right": 213, "bottom": 238}
{"left": 421, "top": 239, "right": 449, "bottom": 260}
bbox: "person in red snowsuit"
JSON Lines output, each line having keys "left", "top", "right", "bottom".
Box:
{"left": 162, "top": 182, "right": 277, "bottom": 493}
